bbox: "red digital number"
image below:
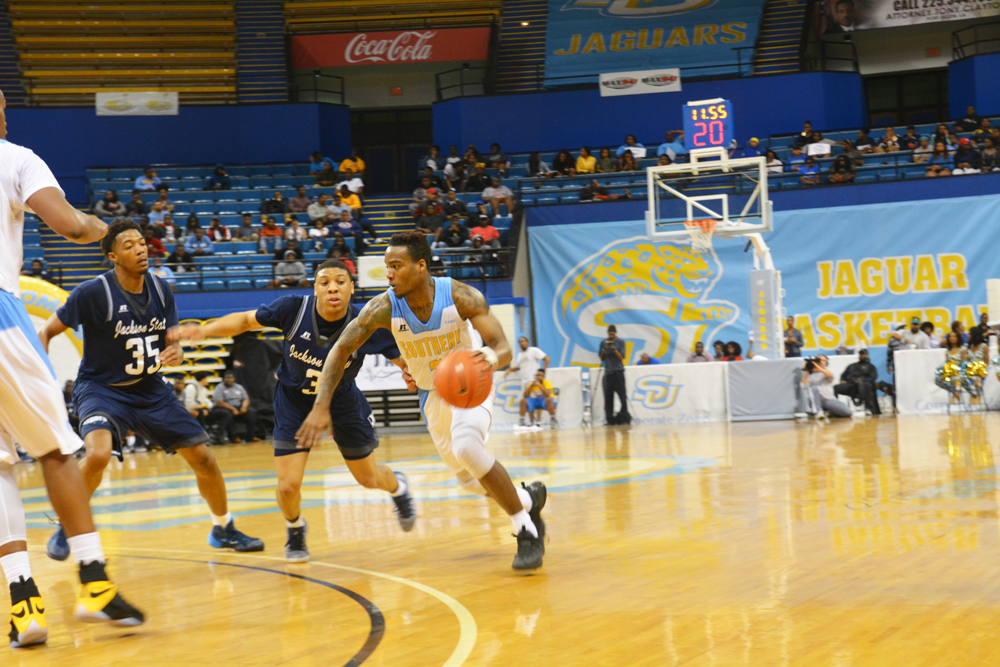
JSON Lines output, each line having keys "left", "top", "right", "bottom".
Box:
{"left": 709, "top": 120, "right": 724, "bottom": 144}
{"left": 693, "top": 122, "right": 708, "bottom": 146}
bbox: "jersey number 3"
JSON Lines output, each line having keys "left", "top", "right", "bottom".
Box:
{"left": 303, "top": 368, "right": 321, "bottom": 395}
{"left": 125, "top": 335, "right": 162, "bottom": 376}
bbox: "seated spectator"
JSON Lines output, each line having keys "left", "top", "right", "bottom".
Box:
{"left": 712, "top": 341, "right": 725, "bottom": 359}
{"left": 638, "top": 353, "right": 662, "bottom": 365}
{"left": 765, "top": 149, "right": 783, "bottom": 174}
{"left": 615, "top": 134, "right": 646, "bottom": 157}
{"left": 208, "top": 217, "right": 232, "bottom": 242}
{"left": 331, "top": 210, "right": 364, "bottom": 250}
{"left": 309, "top": 151, "right": 335, "bottom": 173}
{"left": 465, "top": 164, "right": 491, "bottom": 192}
{"left": 802, "top": 355, "right": 851, "bottom": 418}
{"left": 21, "top": 258, "right": 51, "bottom": 282}
{"left": 166, "top": 245, "right": 195, "bottom": 273}
{"left": 793, "top": 121, "right": 814, "bottom": 149}
{"left": 833, "top": 348, "right": 880, "bottom": 415}
{"left": 412, "top": 176, "right": 434, "bottom": 208}
{"left": 308, "top": 193, "right": 331, "bottom": 221}
{"left": 271, "top": 250, "right": 309, "bottom": 288}
{"left": 527, "top": 152, "right": 555, "bottom": 178}
{"left": 153, "top": 186, "right": 174, "bottom": 212}
{"left": 147, "top": 200, "right": 168, "bottom": 226}
{"left": 150, "top": 255, "right": 175, "bottom": 287}
{"left": 596, "top": 147, "right": 618, "bottom": 173}
{"left": 418, "top": 166, "right": 446, "bottom": 191}
{"left": 552, "top": 150, "right": 576, "bottom": 177}
{"left": 261, "top": 191, "right": 288, "bottom": 215}
{"left": 854, "top": 128, "right": 879, "bottom": 154}
{"left": 182, "top": 214, "right": 201, "bottom": 239}
{"left": 981, "top": 137, "right": 999, "bottom": 172}
{"left": 925, "top": 142, "right": 953, "bottom": 177}
{"left": 579, "top": 179, "right": 631, "bottom": 202}
{"left": 444, "top": 160, "right": 466, "bottom": 191}
{"left": 337, "top": 170, "right": 365, "bottom": 196}
{"left": 273, "top": 238, "right": 304, "bottom": 262}
{"left": 338, "top": 185, "right": 362, "bottom": 212}
{"left": 892, "top": 316, "right": 932, "bottom": 348}
{"left": 946, "top": 133, "right": 960, "bottom": 153}
{"left": 94, "top": 191, "right": 125, "bottom": 218}
{"left": 339, "top": 148, "right": 365, "bottom": 177}
{"left": 827, "top": 154, "right": 856, "bottom": 184}
{"left": 657, "top": 130, "right": 687, "bottom": 160}
{"left": 284, "top": 216, "right": 307, "bottom": 243}
{"left": 434, "top": 217, "right": 471, "bottom": 250}
{"left": 442, "top": 189, "right": 468, "bottom": 219}
{"left": 957, "top": 105, "right": 983, "bottom": 132}
{"left": 288, "top": 185, "right": 312, "bottom": 213}
{"left": 326, "top": 245, "right": 357, "bottom": 276}
{"left": 806, "top": 131, "right": 834, "bottom": 157}
{"left": 469, "top": 218, "right": 501, "bottom": 248}
{"left": 125, "top": 192, "right": 146, "bottom": 217}
{"left": 520, "top": 370, "right": 557, "bottom": 428}
{"left": 486, "top": 143, "right": 509, "bottom": 176}
{"left": 576, "top": 147, "right": 596, "bottom": 174}
{"left": 913, "top": 137, "right": 933, "bottom": 162}
{"left": 134, "top": 167, "right": 162, "bottom": 192}
{"left": 314, "top": 161, "right": 338, "bottom": 186}
{"left": 720, "top": 341, "right": 743, "bottom": 361}
{"left": 879, "top": 127, "right": 901, "bottom": 152}
{"left": 235, "top": 213, "right": 257, "bottom": 241}
{"left": 205, "top": 164, "right": 230, "bottom": 190}
{"left": 326, "top": 232, "right": 356, "bottom": 262}
{"left": 799, "top": 157, "right": 820, "bottom": 185}
{"left": 686, "top": 341, "right": 713, "bottom": 362}
{"left": 258, "top": 216, "right": 283, "bottom": 245}
{"left": 481, "top": 177, "right": 514, "bottom": 215}
{"left": 732, "top": 138, "right": 763, "bottom": 159}
{"left": 308, "top": 218, "right": 329, "bottom": 250}
{"left": 992, "top": 127, "right": 1000, "bottom": 146}
{"left": 952, "top": 138, "right": 981, "bottom": 175}
{"left": 931, "top": 123, "right": 950, "bottom": 148}
{"left": 921, "top": 321, "right": 941, "bottom": 348}
{"left": 419, "top": 145, "right": 442, "bottom": 171}
{"left": 184, "top": 227, "right": 214, "bottom": 256}
{"left": 656, "top": 154, "right": 672, "bottom": 166}
{"left": 785, "top": 146, "right": 807, "bottom": 171}
{"left": 143, "top": 228, "right": 166, "bottom": 257}
{"left": 445, "top": 144, "right": 462, "bottom": 167}
{"left": 900, "top": 125, "right": 921, "bottom": 151}
{"left": 463, "top": 144, "right": 482, "bottom": 170}
{"left": 156, "top": 213, "right": 179, "bottom": 243}
{"left": 619, "top": 150, "right": 639, "bottom": 172}
{"left": 416, "top": 202, "right": 446, "bottom": 239}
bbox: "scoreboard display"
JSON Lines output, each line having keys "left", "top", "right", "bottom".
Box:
{"left": 682, "top": 99, "right": 734, "bottom": 151}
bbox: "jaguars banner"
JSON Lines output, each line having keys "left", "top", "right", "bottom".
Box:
{"left": 544, "top": 0, "right": 765, "bottom": 82}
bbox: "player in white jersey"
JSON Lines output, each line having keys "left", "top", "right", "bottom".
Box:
{"left": 297, "top": 232, "right": 547, "bottom": 570}
{"left": 0, "top": 89, "right": 144, "bottom": 647}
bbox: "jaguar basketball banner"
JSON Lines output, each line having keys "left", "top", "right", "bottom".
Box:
{"left": 291, "top": 28, "right": 491, "bottom": 68}
{"left": 544, "top": 0, "right": 765, "bottom": 82}
{"left": 817, "top": 0, "right": 1000, "bottom": 32}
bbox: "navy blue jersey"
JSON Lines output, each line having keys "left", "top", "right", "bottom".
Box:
{"left": 255, "top": 296, "right": 399, "bottom": 406}
{"left": 57, "top": 270, "right": 178, "bottom": 387}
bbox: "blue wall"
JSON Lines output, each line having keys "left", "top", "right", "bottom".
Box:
{"left": 6, "top": 104, "right": 352, "bottom": 202}
{"left": 433, "top": 72, "right": 866, "bottom": 153}
{"left": 949, "top": 54, "right": 1000, "bottom": 119}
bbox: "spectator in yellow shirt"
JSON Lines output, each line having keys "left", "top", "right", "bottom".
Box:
{"left": 519, "top": 369, "right": 557, "bottom": 429}
{"left": 338, "top": 185, "right": 362, "bottom": 210}
{"left": 339, "top": 148, "right": 366, "bottom": 176}
{"left": 576, "top": 146, "right": 596, "bottom": 174}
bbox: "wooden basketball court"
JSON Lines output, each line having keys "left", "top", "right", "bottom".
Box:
{"left": 7, "top": 415, "right": 1000, "bottom": 665}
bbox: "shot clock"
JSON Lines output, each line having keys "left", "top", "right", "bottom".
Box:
{"left": 682, "top": 98, "right": 734, "bottom": 150}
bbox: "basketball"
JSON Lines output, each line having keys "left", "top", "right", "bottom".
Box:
{"left": 433, "top": 349, "right": 493, "bottom": 408}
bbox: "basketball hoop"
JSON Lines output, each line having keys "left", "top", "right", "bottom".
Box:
{"left": 684, "top": 218, "right": 717, "bottom": 253}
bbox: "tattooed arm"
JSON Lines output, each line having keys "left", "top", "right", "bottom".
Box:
{"left": 452, "top": 281, "right": 512, "bottom": 370}
{"left": 294, "top": 292, "right": 393, "bottom": 449}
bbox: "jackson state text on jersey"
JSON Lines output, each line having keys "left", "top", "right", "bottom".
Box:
{"left": 56, "top": 271, "right": 178, "bottom": 386}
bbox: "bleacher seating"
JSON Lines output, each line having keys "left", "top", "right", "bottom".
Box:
{"left": 283, "top": 0, "right": 502, "bottom": 33}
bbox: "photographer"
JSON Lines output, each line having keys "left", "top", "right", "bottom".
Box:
{"left": 834, "top": 348, "right": 880, "bottom": 415}
{"left": 802, "top": 355, "right": 851, "bottom": 418}
{"left": 599, "top": 325, "right": 630, "bottom": 425}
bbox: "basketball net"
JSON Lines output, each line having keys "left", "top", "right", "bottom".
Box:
{"left": 684, "top": 218, "right": 717, "bottom": 253}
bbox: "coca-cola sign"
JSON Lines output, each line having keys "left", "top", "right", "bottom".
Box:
{"left": 292, "top": 28, "right": 491, "bottom": 68}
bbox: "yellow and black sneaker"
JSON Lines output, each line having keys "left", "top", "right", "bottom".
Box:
{"left": 9, "top": 577, "right": 48, "bottom": 648}
{"left": 75, "top": 561, "right": 145, "bottom": 627}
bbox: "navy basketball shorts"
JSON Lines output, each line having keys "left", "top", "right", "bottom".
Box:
{"left": 272, "top": 382, "right": 378, "bottom": 460}
{"left": 75, "top": 377, "right": 208, "bottom": 458}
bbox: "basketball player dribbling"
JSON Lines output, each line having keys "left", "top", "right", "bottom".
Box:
{"left": 296, "top": 231, "right": 547, "bottom": 570}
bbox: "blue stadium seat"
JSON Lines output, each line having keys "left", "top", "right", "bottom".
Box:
{"left": 227, "top": 166, "right": 249, "bottom": 177}
{"left": 234, "top": 241, "right": 258, "bottom": 254}
{"left": 227, "top": 279, "right": 252, "bottom": 290}
{"left": 560, "top": 193, "right": 579, "bottom": 203}
{"left": 274, "top": 176, "right": 296, "bottom": 188}
{"left": 237, "top": 201, "right": 260, "bottom": 214}
{"left": 224, "top": 265, "right": 248, "bottom": 275}
{"left": 182, "top": 182, "right": 204, "bottom": 192}
{"left": 87, "top": 168, "right": 109, "bottom": 181}
{"left": 192, "top": 202, "right": 216, "bottom": 216}
{"left": 251, "top": 264, "right": 273, "bottom": 275}
{"left": 250, "top": 176, "right": 273, "bottom": 189}
{"left": 23, "top": 247, "right": 44, "bottom": 259}
{"left": 520, "top": 195, "right": 536, "bottom": 205}
{"left": 176, "top": 280, "right": 200, "bottom": 292}
{"left": 178, "top": 167, "right": 203, "bottom": 180}
{"left": 253, "top": 278, "right": 272, "bottom": 289}
{"left": 172, "top": 203, "right": 192, "bottom": 216}
{"left": 216, "top": 203, "right": 238, "bottom": 215}
{"left": 231, "top": 176, "right": 250, "bottom": 189}
{"left": 239, "top": 193, "right": 261, "bottom": 202}
{"left": 856, "top": 171, "right": 877, "bottom": 184}
{"left": 109, "top": 168, "right": 133, "bottom": 180}
{"left": 23, "top": 217, "right": 39, "bottom": 232}
{"left": 248, "top": 165, "right": 272, "bottom": 176}
{"left": 202, "top": 279, "right": 225, "bottom": 291}
{"left": 23, "top": 232, "right": 41, "bottom": 246}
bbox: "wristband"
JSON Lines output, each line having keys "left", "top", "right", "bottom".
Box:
{"left": 478, "top": 346, "right": 499, "bottom": 370}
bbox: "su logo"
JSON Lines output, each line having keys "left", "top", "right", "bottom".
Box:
{"left": 561, "top": 0, "right": 716, "bottom": 18}
{"left": 631, "top": 375, "right": 680, "bottom": 409}
{"left": 493, "top": 378, "right": 523, "bottom": 414}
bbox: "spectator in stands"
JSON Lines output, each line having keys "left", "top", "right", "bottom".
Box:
{"left": 712, "top": 341, "right": 725, "bottom": 359}
{"left": 419, "top": 166, "right": 447, "bottom": 191}
{"left": 289, "top": 185, "right": 312, "bottom": 213}
{"left": 951, "top": 319, "right": 968, "bottom": 345}
{"left": 900, "top": 125, "right": 922, "bottom": 151}
{"left": 154, "top": 185, "right": 173, "bottom": 211}
{"left": 435, "top": 216, "right": 471, "bottom": 250}
{"left": 920, "top": 321, "right": 941, "bottom": 348}
{"left": 150, "top": 255, "right": 175, "bottom": 287}
{"left": 442, "top": 189, "right": 468, "bottom": 219}
{"left": 273, "top": 238, "right": 304, "bottom": 262}
{"left": 147, "top": 200, "right": 167, "bottom": 226}
{"left": 308, "top": 218, "right": 329, "bottom": 250}
{"left": 419, "top": 145, "right": 442, "bottom": 171}
{"left": 212, "top": 371, "right": 258, "bottom": 444}
{"left": 143, "top": 228, "right": 166, "bottom": 257}
{"left": 952, "top": 138, "right": 981, "bottom": 175}
{"left": 913, "top": 137, "right": 933, "bottom": 162}
{"left": 957, "top": 106, "right": 983, "bottom": 132}
{"left": 314, "top": 161, "right": 338, "bottom": 187}
{"left": 785, "top": 145, "right": 807, "bottom": 172}
{"left": 619, "top": 150, "right": 639, "bottom": 172}
{"left": 794, "top": 121, "right": 814, "bottom": 149}
{"left": 765, "top": 149, "right": 784, "bottom": 174}
{"left": 615, "top": 135, "right": 645, "bottom": 157}
{"left": 527, "top": 152, "right": 554, "bottom": 178}
{"left": 970, "top": 311, "right": 996, "bottom": 341}
{"left": 206, "top": 164, "right": 231, "bottom": 191}
{"left": 481, "top": 177, "right": 514, "bottom": 215}
{"left": 925, "top": 142, "right": 953, "bottom": 177}
{"left": 465, "top": 163, "right": 491, "bottom": 192}
{"left": 732, "top": 138, "right": 764, "bottom": 159}
{"left": 338, "top": 185, "right": 362, "bottom": 213}
{"left": 552, "top": 150, "right": 576, "bottom": 177}
{"left": 892, "top": 316, "right": 931, "bottom": 348}
{"left": 827, "top": 154, "right": 856, "bottom": 184}
{"left": 783, "top": 317, "right": 804, "bottom": 357}
{"left": 520, "top": 369, "right": 557, "bottom": 429}
{"left": 931, "top": 123, "right": 950, "bottom": 148}
{"left": 183, "top": 214, "right": 202, "bottom": 239}
{"left": 579, "top": 179, "right": 631, "bottom": 202}
{"left": 656, "top": 154, "right": 672, "bottom": 166}
{"left": 258, "top": 217, "right": 283, "bottom": 250}
{"left": 487, "top": 143, "right": 509, "bottom": 176}
{"left": 21, "top": 258, "right": 51, "bottom": 282}
{"left": 576, "top": 147, "right": 596, "bottom": 174}
{"left": 134, "top": 167, "right": 162, "bottom": 192}
{"left": 799, "top": 157, "right": 820, "bottom": 185}
{"left": 332, "top": 210, "right": 365, "bottom": 250}
{"left": 271, "top": 250, "right": 309, "bottom": 288}
{"left": 720, "top": 342, "right": 743, "bottom": 361}
{"left": 156, "top": 213, "right": 179, "bottom": 243}
{"left": 125, "top": 192, "right": 146, "bottom": 217}
{"left": 415, "top": 201, "right": 446, "bottom": 240}
{"left": 444, "top": 160, "right": 466, "bottom": 191}
{"left": 284, "top": 216, "right": 307, "bottom": 244}
{"left": 806, "top": 131, "right": 835, "bottom": 157}
{"left": 339, "top": 148, "right": 365, "bottom": 178}
{"left": 338, "top": 171, "right": 365, "bottom": 197}
{"left": 596, "top": 148, "right": 618, "bottom": 173}
{"left": 326, "top": 233, "right": 356, "bottom": 263}
{"left": 261, "top": 190, "right": 288, "bottom": 215}
{"left": 636, "top": 353, "right": 661, "bottom": 365}
{"left": 463, "top": 145, "right": 482, "bottom": 170}
{"left": 854, "top": 128, "right": 878, "bottom": 154}
{"left": 208, "top": 217, "right": 232, "bottom": 242}
{"left": 166, "top": 244, "right": 195, "bottom": 273}
{"left": 445, "top": 145, "right": 462, "bottom": 167}
{"left": 946, "top": 132, "right": 960, "bottom": 153}
{"left": 803, "top": 355, "right": 851, "bottom": 418}
{"left": 469, "top": 217, "right": 501, "bottom": 248}
{"left": 184, "top": 227, "right": 214, "bottom": 256}
{"left": 981, "top": 137, "right": 999, "bottom": 172}
{"left": 878, "top": 127, "right": 901, "bottom": 152}
{"left": 94, "top": 191, "right": 125, "bottom": 218}
{"left": 686, "top": 341, "right": 713, "bottom": 362}
{"left": 308, "top": 193, "right": 330, "bottom": 221}
{"left": 412, "top": 176, "right": 433, "bottom": 208}
{"left": 309, "top": 151, "right": 334, "bottom": 173}
{"left": 658, "top": 131, "right": 687, "bottom": 160}
{"left": 236, "top": 213, "right": 257, "bottom": 242}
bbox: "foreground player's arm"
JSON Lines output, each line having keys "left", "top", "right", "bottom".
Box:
{"left": 37, "top": 312, "right": 69, "bottom": 352}
{"left": 27, "top": 187, "right": 108, "bottom": 245}
{"left": 453, "top": 281, "right": 512, "bottom": 370}
{"left": 295, "top": 293, "right": 392, "bottom": 448}
{"left": 158, "top": 327, "right": 184, "bottom": 367}
{"left": 180, "top": 310, "right": 264, "bottom": 341}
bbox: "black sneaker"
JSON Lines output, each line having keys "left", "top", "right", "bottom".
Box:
{"left": 75, "top": 561, "right": 145, "bottom": 627}
{"left": 522, "top": 481, "right": 547, "bottom": 547}
{"left": 390, "top": 471, "right": 417, "bottom": 532}
{"left": 285, "top": 521, "right": 309, "bottom": 563}
{"left": 512, "top": 527, "right": 544, "bottom": 571}
{"left": 208, "top": 520, "right": 264, "bottom": 552}
{"left": 9, "top": 577, "right": 47, "bottom": 647}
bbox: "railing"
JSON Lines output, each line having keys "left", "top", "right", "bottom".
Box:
{"left": 806, "top": 37, "right": 859, "bottom": 73}
{"left": 290, "top": 70, "right": 346, "bottom": 105}
{"left": 953, "top": 21, "right": 1000, "bottom": 60}
{"left": 436, "top": 65, "right": 488, "bottom": 101}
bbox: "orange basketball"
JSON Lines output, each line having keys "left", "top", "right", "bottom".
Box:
{"left": 433, "top": 349, "right": 493, "bottom": 408}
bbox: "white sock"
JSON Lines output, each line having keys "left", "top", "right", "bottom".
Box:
{"left": 286, "top": 516, "right": 305, "bottom": 528}
{"left": 0, "top": 551, "right": 32, "bottom": 586}
{"left": 510, "top": 510, "right": 537, "bottom": 538}
{"left": 516, "top": 486, "right": 533, "bottom": 513}
{"left": 126, "top": 435, "right": 136, "bottom": 446}
{"left": 67, "top": 532, "right": 105, "bottom": 565}
{"left": 212, "top": 512, "right": 232, "bottom": 527}
{"left": 391, "top": 476, "right": 407, "bottom": 497}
